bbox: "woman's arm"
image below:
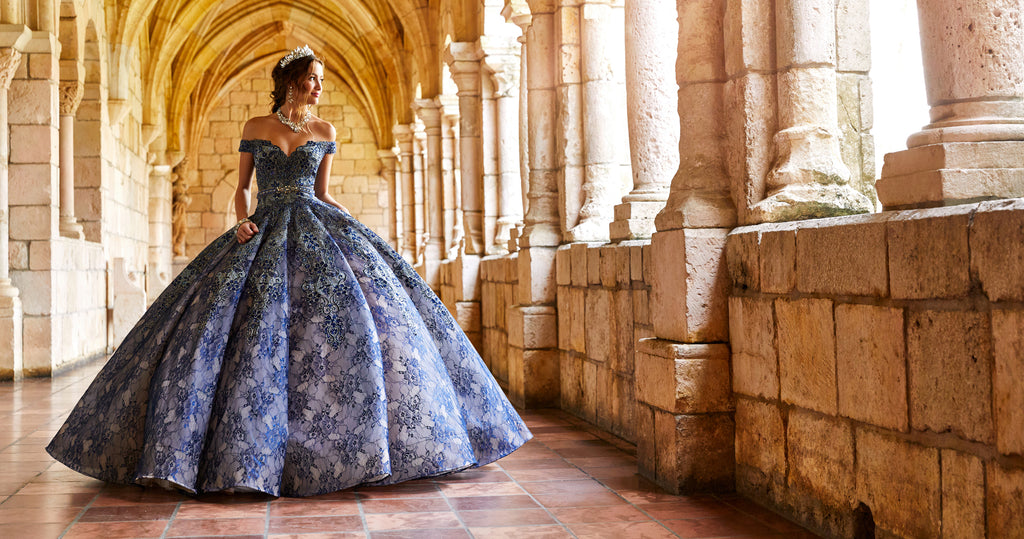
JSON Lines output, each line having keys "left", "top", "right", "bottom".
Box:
{"left": 235, "top": 120, "right": 260, "bottom": 244}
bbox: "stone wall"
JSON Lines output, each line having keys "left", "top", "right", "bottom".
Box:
{"left": 727, "top": 200, "right": 1024, "bottom": 538}
{"left": 185, "top": 66, "right": 389, "bottom": 258}
{"left": 555, "top": 242, "right": 651, "bottom": 443}
{"left": 480, "top": 254, "right": 517, "bottom": 386}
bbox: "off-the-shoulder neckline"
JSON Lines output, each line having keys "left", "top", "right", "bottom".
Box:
{"left": 243, "top": 138, "right": 335, "bottom": 158}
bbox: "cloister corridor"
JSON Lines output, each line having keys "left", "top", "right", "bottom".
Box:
{"left": 0, "top": 363, "right": 816, "bottom": 538}
{"left": 1, "top": 0, "right": 1023, "bottom": 537}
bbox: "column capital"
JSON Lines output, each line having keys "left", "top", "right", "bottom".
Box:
{"left": 377, "top": 148, "right": 397, "bottom": 170}
{"left": 413, "top": 98, "right": 443, "bottom": 130}
{"left": 59, "top": 80, "right": 83, "bottom": 115}
{"left": 502, "top": 0, "right": 532, "bottom": 30}
{"left": 393, "top": 123, "right": 415, "bottom": 144}
{"left": 436, "top": 94, "right": 459, "bottom": 120}
{"left": 444, "top": 41, "right": 484, "bottom": 67}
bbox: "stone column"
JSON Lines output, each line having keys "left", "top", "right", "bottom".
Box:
{"left": 147, "top": 153, "right": 173, "bottom": 300}
{"left": 10, "top": 31, "right": 62, "bottom": 375}
{"left": 638, "top": 0, "right": 737, "bottom": 494}
{"left": 412, "top": 124, "right": 428, "bottom": 271}
{"left": 480, "top": 74, "right": 500, "bottom": 254}
{"left": 610, "top": 0, "right": 678, "bottom": 241}
{"left": 520, "top": 9, "right": 560, "bottom": 248}
{"left": 58, "top": 80, "right": 83, "bottom": 239}
{"left": 439, "top": 96, "right": 461, "bottom": 259}
{"left": 746, "top": 0, "right": 872, "bottom": 222}
{"left": 503, "top": 1, "right": 560, "bottom": 408}
{"left": 393, "top": 124, "right": 416, "bottom": 263}
{"left": 446, "top": 42, "right": 487, "bottom": 347}
{"left": 567, "top": 0, "right": 631, "bottom": 243}
{"left": 876, "top": 0, "right": 1024, "bottom": 209}
{"left": 484, "top": 51, "right": 524, "bottom": 253}
{"left": 377, "top": 148, "right": 400, "bottom": 250}
{"left": 0, "top": 37, "right": 26, "bottom": 379}
{"left": 446, "top": 43, "right": 486, "bottom": 256}
{"left": 416, "top": 99, "right": 444, "bottom": 288}
{"left": 504, "top": 1, "right": 533, "bottom": 252}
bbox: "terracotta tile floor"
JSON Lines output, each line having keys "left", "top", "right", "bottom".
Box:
{"left": 0, "top": 361, "right": 820, "bottom": 538}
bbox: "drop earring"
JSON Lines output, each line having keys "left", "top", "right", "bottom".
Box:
{"left": 287, "top": 86, "right": 294, "bottom": 104}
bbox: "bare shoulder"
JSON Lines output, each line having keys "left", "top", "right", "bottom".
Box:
{"left": 309, "top": 117, "right": 336, "bottom": 142}
{"left": 241, "top": 115, "right": 276, "bottom": 139}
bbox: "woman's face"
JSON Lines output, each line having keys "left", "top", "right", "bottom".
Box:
{"left": 295, "top": 61, "right": 324, "bottom": 106}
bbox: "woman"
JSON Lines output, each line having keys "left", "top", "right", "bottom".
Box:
{"left": 47, "top": 45, "right": 531, "bottom": 497}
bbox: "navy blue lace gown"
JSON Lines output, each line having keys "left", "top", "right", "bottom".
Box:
{"left": 46, "top": 139, "right": 531, "bottom": 497}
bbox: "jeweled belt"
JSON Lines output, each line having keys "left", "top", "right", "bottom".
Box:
{"left": 258, "top": 185, "right": 315, "bottom": 196}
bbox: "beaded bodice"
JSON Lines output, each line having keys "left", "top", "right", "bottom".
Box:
{"left": 238, "top": 139, "right": 336, "bottom": 198}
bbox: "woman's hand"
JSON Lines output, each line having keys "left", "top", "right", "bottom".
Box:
{"left": 236, "top": 220, "right": 259, "bottom": 244}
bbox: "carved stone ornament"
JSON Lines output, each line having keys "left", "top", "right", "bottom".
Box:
{"left": 59, "top": 81, "right": 84, "bottom": 115}
{"left": 0, "top": 48, "right": 22, "bottom": 90}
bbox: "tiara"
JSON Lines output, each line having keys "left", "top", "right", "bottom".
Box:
{"left": 279, "top": 45, "right": 315, "bottom": 68}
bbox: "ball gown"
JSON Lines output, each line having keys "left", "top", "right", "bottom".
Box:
{"left": 46, "top": 138, "right": 532, "bottom": 497}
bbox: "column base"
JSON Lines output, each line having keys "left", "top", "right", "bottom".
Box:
{"left": 635, "top": 339, "right": 734, "bottom": 494}
{"left": 876, "top": 141, "right": 1024, "bottom": 210}
{"left": 747, "top": 183, "right": 873, "bottom": 223}
{"left": 0, "top": 287, "right": 23, "bottom": 380}
{"left": 655, "top": 190, "right": 736, "bottom": 230}
{"left": 59, "top": 217, "right": 84, "bottom": 240}
{"left": 610, "top": 200, "right": 663, "bottom": 241}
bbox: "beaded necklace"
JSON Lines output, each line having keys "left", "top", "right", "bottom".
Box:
{"left": 276, "top": 109, "right": 311, "bottom": 133}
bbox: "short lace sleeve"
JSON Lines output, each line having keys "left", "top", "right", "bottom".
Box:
{"left": 323, "top": 141, "right": 337, "bottom": 155}
{"left": 238, "top": 139, "right": 257, "bottom": 154}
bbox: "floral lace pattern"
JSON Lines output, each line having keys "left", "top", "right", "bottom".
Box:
{"left": 46, "top": 138, "right": 531, "bottom": 497}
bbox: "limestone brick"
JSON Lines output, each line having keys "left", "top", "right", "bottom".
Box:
{"left": 992, "top": 308, "right": 1024, "bottom": 455}
{"left": 971, "top": 198, "right": 1024, "bottom": 302}
{"left": 787, "top": 409, "right": 854, "bottom": 507}
{"left": 940, "top": 449, "right": 985, "bottom": 539}
{"left": 560, "top": 352, "right": 583, "bottom": 415}
{"left": 635, "top": 339, "right": 731, "bottom": 414}
{"left": 629, "top": 243, "right": 643, "bottom": 282}
{"left": 555, "top": 245, "right": 571, "bottom": 285}
{"left": 728, "top": 296, "right": 777, "bottom": 399}
{"left": 986, "top": 462, "right": 1024, "bottom": 539}
{"left": 585, "top": 245, "right": 601, "bottom": 285}
{"left": 635, "top": 403, "right": 656, "bottom": 477}
{"left": 653, "top": 409, "right": 734, "bottom": 493}
{"left": 835, "top": 303, "right": 907, "bottom": 431}
{"left": 758, "top": 225, "right": 796, "bottom": 294}
{"left": 584, "top": 288, "right": 611, "bottom": 363}
{"left": 516, "top": 246, "right": 556, "bottom": 304}
{"left": 568, "top": 287, "right": 586, "bottom": 354}
{"left": 10, "top": 124, "right": 57, "bottom": 163}
{"left": 9, "top": 241, "right": 28, "bottom": 270}
{"left": 10, "top": 205, "right": 55, "bottom": 241}
{"left": 556, "top": 288, "right": 571, "bottom": 351}
{"left": 598, "top": 245, "right": 617, "bottom": 287}
{"left": 734, "top": 398, "right": 785, "bottom": 485}
{"left": 581, "top": 360, "right": 598, "bottom": 423}
{"left": 632, "top": 289, "right": 649, "bottom": 326}
{"left": 887, "top": 205, "right": 972, "bottom": 300}
{"left": 856, "top": 428, "right": 940, "bottom": 538}
{"left": 907, "top": 309, "right": 993, "bottom": 443}
{"left": 506, "top": 305, "right": 556, "bottom": 349}
{"left": 722, "top": 0, "right": 774, "bottom": 75}
{"left": 794, "top": 213, "right": 888, "bottom": 297}
{"left": 650, "top": 228, "right": 730, "bottom": 343}
{"left": 776, "top": 297, "right": 836, "bottom": 415}
{"left": 9, "top": 79, "right": 55, "bottom": 124}
{"left": 725, "top": 227, "right": 758, "bottom": 291}
{"left": 611, "top": 290, "right": 634, "bottom": 374}
{"left": 835, "top": 0, "right": 870, "bottom": 72}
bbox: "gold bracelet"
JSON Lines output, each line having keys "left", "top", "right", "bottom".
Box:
{"left": 237, "top": 217, "right": 252, "bottom": 226}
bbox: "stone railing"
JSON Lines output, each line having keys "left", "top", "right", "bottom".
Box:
{"left": 726, "top": 200, "right": 1024, "bottom": 538}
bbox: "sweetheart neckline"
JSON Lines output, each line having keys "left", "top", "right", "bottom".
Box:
{"left": 246, "top": 138, "right": 333, "bottom": 158}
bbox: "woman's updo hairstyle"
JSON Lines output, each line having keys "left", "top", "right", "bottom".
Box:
{"left": 270, "top": 51, "right": 323, "bottom": 113}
